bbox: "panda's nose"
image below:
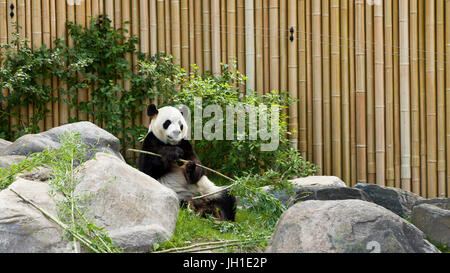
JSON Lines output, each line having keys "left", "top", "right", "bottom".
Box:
{"left": 172, "top": 130, "right": 181, "bottom": 137}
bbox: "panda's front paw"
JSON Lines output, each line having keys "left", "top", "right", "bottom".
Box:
{"left": 186, "top": 161, "right": 197, "bottom": 173}
{"left": 164, "top": 147, "right": 184, "bottom": 162}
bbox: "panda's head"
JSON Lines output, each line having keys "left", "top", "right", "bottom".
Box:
{"left": 147, "top": 104, "right": 188, "bottom": 145}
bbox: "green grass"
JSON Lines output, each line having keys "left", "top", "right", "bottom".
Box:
{"left": 154, "top": 207, "right": 274, "bottom": 253}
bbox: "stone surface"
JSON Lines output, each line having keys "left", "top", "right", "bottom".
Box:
{"left": 412, "top": 203, "right": 450, "bottom": 246}
{"left": 0, "top": 138, "right": 12, "bottom": 151}
{"left": 73, "top": 153, "right": 179, "bottom": 253}
{"left": 265, "top": 200, "right": 440, "bottom": 253}
{"left": 414, "top": 198, "right": 450, "bottom": 210}
{"left": 0, "top": 121, "right": 123, "bottom": 164}
{"left": 289, "top": 176, "right": 347, "bottom": 188}
{"left": 295, "top": 186, "right": 372, "bottom": 203}
{"left": 0, "top": 178, "right": 73, "bottom": 253}
{"left": 354, "top": 183, "right": 424, "bottom": 218}
{"left": 0, "top": 155, "right": 26, "bottom": 169}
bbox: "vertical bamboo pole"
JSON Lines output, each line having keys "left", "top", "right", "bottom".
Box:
{"left": 92, "top": 0, "right": 99, "bottom": 17}
{"left": 165, "top": 0, "right": 171, "bottom": 54}
{"left": 210, "top": 0, "right": 220, "bottom": 75}
{"left": 330, "top": 0, "right": 341, "bottom": 178}
{"left": 436, "top": 0, "right": 446, "bottom": 197}
{"left": 41, "top": 0, "right": 53, "bottom": 130}
{"left": 227, "top": 0, "right": 236, "bottom": 67}
{"left": 245, "top": 0, "right": 255, "bottom": 93}
{"left": 25, "top": 0, "right": 30, "bottom": 41}
{"left": 287, "top": 0, "right": 298, "bottom": 149}
{"left": 202, "top": 0, "right": 211, "bottom": 72}
{"left": 122, "top": 0, "right": 132, "bottom": 160}
{"left": 400, "top": 0, "right": 411, "bottom": 191}
{"left": 180, "top": 0, "right": 189, "bottom": 71}
{"left": 279, "top": 0, "right": 287, "bottom": 98}
{"left": 374, "top": 0, "right": 385, "bottom": 186}
{"left": 49, "top": 0, "right": 58, "bottom": 127}
{"left": 410, "top": 0, "right": 420, "bottom": 194}
{"left": 0, "top": 0, "right": 7, "bottom": 132}
{"left": 312, "top": 0, "right": 322, "bottom": 174}
{"left": 418, "top": 0, "right": 427, "bottom": 197}
{"left": 366, "top": 2, "right": 375, "bottom": 184}
{"left": 157, "top": 0, "right": 166, "bottom": 54}
{"left": 349, "top": 0, "right": 356, "bottom": 186}
{"left": 321, "top": 0, "right": 331, "bottom": 175}
{"left": 140, "top": 0, "right": 150, "bottom": 127}
{"left": 384, "top": 0, "right": 395, "bottom": 187}
{"left": 298, "top": 0, "right": 307, "bottom": 158}
{"left": 446, "top": 0, "right": 450, "bottom": 197}
{"left": 76, "top": 1, "right": 88, "bottom": 122}
{"left": 341, "top": 0, "right": 350, "bottom": 184}
{"left": 237, "top": 0, "right": 245, "bottom": 94}
{"left": 67, "top": 1, "right": 76, "bottom": 122}
{"left": 269, "top": 0, "right": 279, "bottom": 92}
{"left": 263, "top": 0, "right": 269, "bottom": 93}
{"left": 306, "top": 0, "right": 312, "bottom": 162}
{"left": 425, "top": 0, "right": 437, "bottom": 198}
{"left": 393, "top": 0, "right": 401, "bottom": 189}
{"left": 7, "top": 0, "right": 18, "bottom": 131}
{"left": 171, "top": 0, "right": 181, "bottom": 65}
{"left": 188, "top": 0, "right": 195, "bottom": 73}
{"left": 194, "top": 0, "right": 202, "bottom": 73}
{"left": 104, "top": 0, "right": 113, "bottom": 25}
{"left": 355, "top": 0, "right": 367, "bottom": 184}
{"left": 220, "top": 0, "right": 227, "bottom": 64}
{"left": 56, "top": 0, "right": 67, "bottom": 125}
{"left": 255, "top": 0, "right": 263, "bottom": 96}
{"left": 17, "top": 0, "right": 28, "bottom": 128}
{"left": 32, "top": 0, "right": 43, "bottom": 130}
{"left": 150, "top": 0, "right": 157, "bottom": 56}
{"left": 114, "top": 0, "right": 121, "bottom": 31}
{"left": 131, "top": 0, "right": 140, "bottom": 131}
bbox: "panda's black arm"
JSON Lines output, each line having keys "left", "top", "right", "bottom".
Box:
{"left": 178, "top": 139, "right": 206, "bottom": 184}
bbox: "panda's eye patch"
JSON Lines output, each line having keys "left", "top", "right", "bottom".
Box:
{"left": 163, "top": 120, "right": 172, "bottom": 129}
{"left": 179, "top": 123, "right": 183, "bottom": 130}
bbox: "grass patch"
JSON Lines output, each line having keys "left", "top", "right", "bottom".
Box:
{"left": 154, "top": 207, "right": 274, "bottom": 253}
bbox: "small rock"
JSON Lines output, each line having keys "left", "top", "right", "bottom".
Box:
{"left": 290, "top": 176, "right": 347, "bottom": 188}
{"left": 412, "top": 203, "right": 450, "bottom": 247}
{"left": 354, "top": 183, "right": 423, "bottom": 218}
{"left": 265, "top": 200, "right": 440, "bottom": 253}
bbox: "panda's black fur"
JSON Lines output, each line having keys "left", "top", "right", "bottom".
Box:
{"left": 138, "top": 104, "right": 236, "bottom": 221}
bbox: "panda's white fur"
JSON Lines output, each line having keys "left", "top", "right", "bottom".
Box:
{"left": 140, "top": 105, "right": 236, "bottom": 220}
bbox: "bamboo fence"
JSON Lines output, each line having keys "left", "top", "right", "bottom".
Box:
{"left": 0, "top": 0, "right": 450, "bottom": 198}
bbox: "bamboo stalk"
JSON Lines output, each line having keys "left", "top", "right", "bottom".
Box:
{"left": 418, "top": 0, "right": 427, "bottom": 197}
{"left": 171, "top": 0, "right": 181, "bottom": 65}
{"left": 180, "top": 0, "right": 189, "bottom": 71}
{"left": 321, "top": 0, "right": 331, "bottom": 175}
{"left": 7, "top": 0, "right": 18, "bottom": 131}
{"left": 237, "top": 0, "right": 245, "bottom": 95}
{"left": 17, "top": 0, "right": 28, "bottom": 128}
{"left": 306, "top": 0, "right": 312, "bottom": 162}
{"left": 114, "top": 0, "right": 121, "bottom": 30}
{"left": 104, "top": 0, "right": 114, "bottom": 25}
{"left": 374, "top": 0, "right": 385, "bottom": 186}
{"left": 227, "top": 0, "right": 236, "bottom": 67}
{"left": 188, "top": 0, "right": 195, "bottom": 73}
{"left": 255, "top": 0, "right": 263, "bottom": 96}
{"left": 269, "top": 0, "right": 279, "bottom": 92}
{"left": 244, "top": 0, "right": 255, "bottom": 93}
{"left": 436, "top": 0, "right": 446, "bottom": 197}
{"left": 298, "top": 0, "right": 307, "bottom": 158}
{"left": 157, "top": 0, "right": 166, "bottom": 54}
{"left": 67, "top": 2, "right": 76, "bottom": 122}
{"left": 211, "top": 0, "right": 220, "bottom": 75}
{"left": 312, "top": 0, "right": 322, "bottom": 174}
{"left": 42, "top": 0, "right": 53, "bottom": 130}
{"left": 56, "top": 0, "right": 67, "bottom": 125}
{"left": 410, "top": 0, "right": 420, "bottom": 194}
{"left": 399, "top": 0, "right": 411, "bottom": 191}
{"left": 150, "top": 0, "right": 157, "bottom": 55}
{"left": 202, "top": 0, "right": 211, "bottom": 72}
{"left": 355, "top": 0, "right": 367, "bottom": 184}
{"left": 349, "top": 0, "right": 356, "bottom": 186}
{"left": 92, "top": 0, "right": 99, "bottom": 17}
{"left": 279, "top": 0, "right": 287, "bottom": 99}
{"left": 220, "top": 0, "right": 226, "bottom": 64}
{"left": 165, "top": 0, "right": 171, "bottom": 54}
{"left": 263, "top": 0, "right": 269, "bottom": 93}
{"left": 49, "top": 0, "right": 58, "bottom": 127}
{"left": 331, "top": 0, "right": 341, "bottom": 178}
{"left": 365, "top": 2, "right": 375, "bottom": 184}
{"left": 393, "top": 0, "right": 401, "bottom": 189}
{"left": 287, "top": 0, "right": 298, "bottom": 149}
{"left": 193, "top": 0, "right": 202, "bottom": 73}
{"left": 384, "top": 0, "right": 395, "bottom": 187}
{"left": 425, "top": 0, "right": 437, "bottom": 198}
{"left": 341, "top": 0, "right": 350, "bottom": 184}
{"left": 122, "top": 0, "right": 132, "bottom": 160}
{"left": 32, "top": 0, "right": 43, "bottom": 130}
{"left": 76, "top": 1, "right": 88, "bottom": 122}
{"left": 140, "top": 0, "right": 150, "bottom": 128}
{"left": 0, "top": 0, "right": 7, "bottom": 132}
{"left": 446, "top": 0, "right": 450, "bottom": 198}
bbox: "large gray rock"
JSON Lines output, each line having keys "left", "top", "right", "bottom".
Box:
{"left": 354, "top": 183, "right": 424, "bottom": 218}
{"left": 414, "top": 198, "right": 450, "bottom": 210}
{"left": 73, "top": 153, "right": 179, "bottom": 253}
{"left": 0, "top": 155, "right": 26, "bottom": 169}
{"left": 289, "top": 176, "right": 347, "bottom": 188}
{"left": 295, "top": 186, "right": 372, "bottom": 203}
{"left": 0, "top": 178, "right": 73, "bottom": 253}
{"left": 266, "top": 200, "right": 440, "bottom": 253}
{"left": 412, "top": 203, "right": 450, "bottom": 246}
{"left": 0, "top": 122, "right": 123, "bottom": 164}
{"left": 0, "top": 138, "right": 11, "bottom": 150}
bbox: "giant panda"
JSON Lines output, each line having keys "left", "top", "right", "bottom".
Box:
{"left": 138, "top": 104, "right": 236, "bottom": 221}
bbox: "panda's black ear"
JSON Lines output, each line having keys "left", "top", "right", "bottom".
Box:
{"left": 147, "top": 104, "right": 158, "bottom": 117}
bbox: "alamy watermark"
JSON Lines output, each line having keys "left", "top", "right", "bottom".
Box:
{"left": 178, "top": 98, "right": 280, "bottom": 152}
